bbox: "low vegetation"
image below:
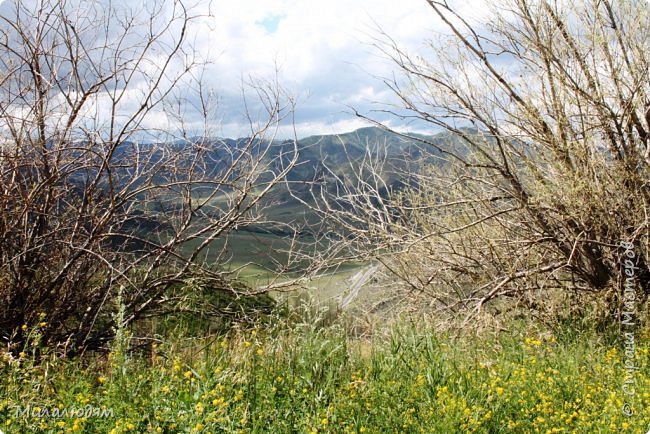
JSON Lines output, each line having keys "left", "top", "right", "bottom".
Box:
{"left": 2, "top": 310, "right": 649, "bottom": 433}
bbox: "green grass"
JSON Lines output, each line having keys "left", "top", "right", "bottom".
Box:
{"left": 180, "top": 231, "right": 297, "bottom": 275}
{"left": 2, "top": 316, "right": 649, "bottom": 433}
{"left": 178, "top": 225, "right": 366, "bottom": 299}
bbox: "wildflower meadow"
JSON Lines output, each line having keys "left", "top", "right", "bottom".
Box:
{"left": 2, "top": 314, "right": 649, "bottom": 433}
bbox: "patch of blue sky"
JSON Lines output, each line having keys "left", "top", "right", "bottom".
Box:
{"left": 256, "top": 13, "right": 286, "bottom": 34}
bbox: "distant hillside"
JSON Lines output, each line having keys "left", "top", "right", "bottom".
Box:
{"left": 190, "top": 126, "right": 460, "bottom": 181}
{"left": 116, "top": 127, "right": 464, "bottom": 237}
{"left": 227, "top": 126, "right": 454, "bottom": 236}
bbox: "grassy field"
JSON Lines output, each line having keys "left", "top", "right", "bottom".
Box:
{"left": 4, "top": 195, "right": 649, "bottom": 433}
{"left": 181, "top": 231, "right": 296, "bottom": 274}
{"left": 2, "top": 314, "right": 649, "bottom": 433}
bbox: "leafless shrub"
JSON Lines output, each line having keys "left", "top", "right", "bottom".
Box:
{"left": 307, "top": 0, "right": 650, "bottom": 326}
{"left": 0, "top": 0, "right": 303, "bottom": 354}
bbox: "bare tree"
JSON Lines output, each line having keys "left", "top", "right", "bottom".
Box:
{"left": 309, "top": 0, "right": 649, "bottom": 325}
{"left": 0, "top": 0, "right": 301, "bottom": 353}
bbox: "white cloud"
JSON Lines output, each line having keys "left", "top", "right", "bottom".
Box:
{"left": 0, "top": 0, "right": 491, "bottom": 139}
{"left": 187, "top": 0, "right": 442, "bottom": 137}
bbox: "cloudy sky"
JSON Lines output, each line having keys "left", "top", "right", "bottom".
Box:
{"left": 193, "top": 0, "right": 445, "bottom": 138}
{"left": 0, "top": 0, "right": 488, "bottom": 140}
